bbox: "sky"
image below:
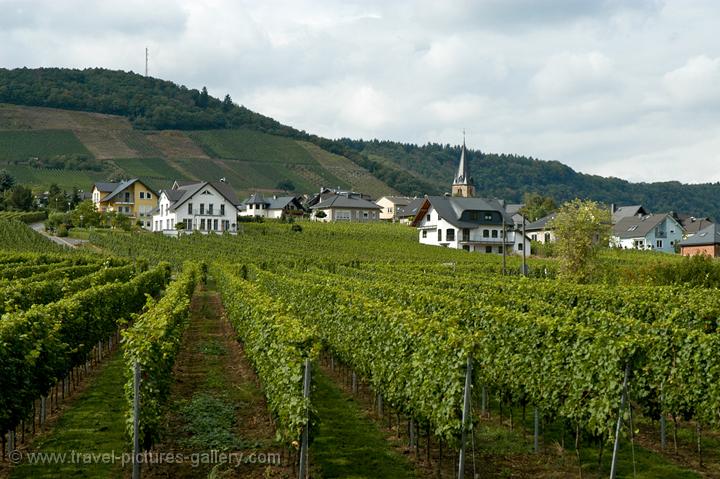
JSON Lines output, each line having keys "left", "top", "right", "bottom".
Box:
{"left": 1, "top": 0, "right": 719, "bottom": 184}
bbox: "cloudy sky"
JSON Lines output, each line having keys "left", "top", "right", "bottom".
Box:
{"left": 1, "top": 0, "right": 719, "bottom": 183}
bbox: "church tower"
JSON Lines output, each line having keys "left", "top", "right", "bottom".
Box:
{"left": 452, "top": 133, "right": 474, "bottom": 197}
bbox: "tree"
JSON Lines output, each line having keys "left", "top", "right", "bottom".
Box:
{"left": 519, "top": 193, "right": 557, "bottom": 222}
{"left": 47, "top": 184, "right": 67, "bottom": 212}
{"left": 0, "top": 170, "right": 15, "bottom": 192}
{"left": 197, "top": 86, "right": 209, "bottom": 109}
{"left": 314, "top": 210, "right": 327, "bottom": 219}
{"left": 5, "top": 185, "right": 34, "bottom": 211}
{"left": 71, "top": 200, "right": 101, "bottom": 227}
{"left": 548, "top": 199, "right": 610, "bottom": 283}
{"left": 222, "top": 94, "right": 233, "bottom": 112}
{"left": 110, "top": 212, "right": 132, "bottom": 231}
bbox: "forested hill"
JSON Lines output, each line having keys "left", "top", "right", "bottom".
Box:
{"left": 1, "top": 67, "right": 719, "bottom": 219}
{"left": 343, "top": 140, "right": 720, "bottom": 219}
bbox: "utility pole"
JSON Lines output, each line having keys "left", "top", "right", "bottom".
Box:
{"left": 145, "top": 47, "right": 149, "bottom": 77}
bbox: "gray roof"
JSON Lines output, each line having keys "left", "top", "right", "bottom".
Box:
{"left": 244, "top": 192, "right": 267, "bottom": 205}
{"left": 612, "top": 214, "right": 673, "bottom": 239}
{"left": 101, "top": 179, "right": 158, "bottom": 203}
{"left": 413, "top": 196, "right": 513, "bottom": 228}
{"left": 505, "top": 203, "right": 524, "bottom": 215}
{"left": 675, "top": 215, "right": 713, "bottom": 235}
{"left": 525, "top": 213, "right": 557, "bottom": 231}
{"left": 680, "top": 223, "right": 720, "bottom": 246}
{"left": 163, "top": 181, "right": 240, "bottom": 212}
{"left": 267, "top": 196, "right": 301, "bottom": 210}
{"left": 453, "top": 142, "right": 472, "bottom": 186}
{"left": 93, "top": 182, "right": 118, "bottom": 193}
{"left": 398, "top": 197, "right": 425, "bottom": 218}
{"left": 310, "top": 193, "right": 381, "bottom": 210}
{"left": 612, "top": 205, "right": 649, "bottom": 223}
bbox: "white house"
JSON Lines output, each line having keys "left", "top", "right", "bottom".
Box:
{"left": 411, "top": 196, "right": 530, "bottom": 255}
{"left": 525, "top": 213, "right": 557, "bottom": 244}
{"left": 310, "top": 192, "right": 381, "bottom": 222}
{"left": 611, "top": 213, "right": 683, "bottom": 253}
{"left": 376, "top": 196, "right": 413, "bottom": 221}
{"left": 152, "top": 181, "right": 240, "bottom": 234}
{"left": 411, "top": 137, "right": 529, "bottom": 255}
{"left": 239, "top": 193, "right": 305, "bottom": 219}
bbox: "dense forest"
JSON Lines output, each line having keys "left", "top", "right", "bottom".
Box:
{"left": 1, "top": 67, "right": 718, "bottom": 218}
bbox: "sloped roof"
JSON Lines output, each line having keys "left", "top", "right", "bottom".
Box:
{"left": 244, "top": 192, "right": 268, "bottom": 205}
{"left": 93, "top": 182, "right": 118, "bottom": 193}
{"left": 267, "top": 196, "right": 300, "bottom": 210}
{"left": 101, "top": 179, "right": 154, "bottom": 203}
{"left": 378, "top": 196, "right": 412, "bottom": 206}
{"left": 163, "top": 181, "right": 240, "bottom": 212}
{"left": 525, "top": 213, "right": 557, "bottom": 231}
{"left": 398, "top": 197, "right": 425, "bottom": 218}
{"left": 675, "top": 215, "right": 713, "bottom": 235}
{"left": 612, "top": 205, "right": 649, "bottom": 223}
{"left": 310, "top": 193, "right": 381, "bottom": 210}
{"left": 680, "top": 223, "right": 720, "bottom": 246}
{"left": 612, "top": 214, "right": 673, "bottom": 239}
{"left": 412, "top": 196, "right": 513, "bottom": 228}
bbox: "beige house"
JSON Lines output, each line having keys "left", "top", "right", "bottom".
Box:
{"left": 376, "top": 196, "right": 413, "bottom": 221}
{"left": 91, "top": 179, "right": 158, "bottom": 229}
{"left": 525, "top": 213, "right": 557, "bottom": 244}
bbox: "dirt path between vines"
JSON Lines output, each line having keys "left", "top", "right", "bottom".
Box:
{"left": 143, "top": 283, "right": 292, "bottom": 479}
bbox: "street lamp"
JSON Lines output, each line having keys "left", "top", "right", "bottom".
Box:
{"left": 80, "top": 215, "right": 84, "bottom": 228}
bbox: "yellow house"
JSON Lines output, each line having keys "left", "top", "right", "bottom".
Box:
{"left": 91, "top": 179, "right": 158, "bottom": 229}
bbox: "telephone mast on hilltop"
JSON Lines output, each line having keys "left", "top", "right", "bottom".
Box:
{"left": 145, "top": 47, "right": 149, "bottom": 77}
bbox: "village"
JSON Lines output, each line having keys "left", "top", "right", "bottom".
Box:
{"left": 86, "top": 140, "right": 718, "bottom": 258}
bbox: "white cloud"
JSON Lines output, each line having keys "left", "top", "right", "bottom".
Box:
{"left": 2, "top": 0, "right": 720, "bottom": 183}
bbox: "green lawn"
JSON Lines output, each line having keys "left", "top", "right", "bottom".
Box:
{"left": 11, "top": 352, "right": 128, "bottom": 479}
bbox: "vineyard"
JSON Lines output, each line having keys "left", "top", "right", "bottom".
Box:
{"left": 1, "top": 221, "right": 719, "bottom": 478}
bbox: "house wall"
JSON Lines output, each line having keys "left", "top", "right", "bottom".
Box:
{"left": 239, "top": 204, "right": 268, "bottom": 217}
{"left": 528, "top": 230, "right": 556, "bottom": 244}
{"left": 314, "top": 207, "right": 379, "bottom": 222}
{"left": 376, "top": 197, "right": 409, "bottom": 220}
{"left": 416, "top": 205, "right": 530, "bottom": 255}
{"left": 153, "top": 185, "right": 238, "bottom": 235}
{"left": 681, "top": 244, "right": 720, "bottom": 257}
{"left": 611, "top": 217, "right": 682, "bottom": 253}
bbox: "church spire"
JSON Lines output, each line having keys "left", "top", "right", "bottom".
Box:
{"left": 452, "top": 131, "right": 474, "bottom": 197}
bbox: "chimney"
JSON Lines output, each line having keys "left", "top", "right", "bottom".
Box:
{"left": 610, "top": 203, "right": 616, "bottom": 213}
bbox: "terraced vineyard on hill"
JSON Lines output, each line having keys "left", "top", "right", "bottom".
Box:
{"left": 0, "top": 103, "right": 396, "bottom": 198}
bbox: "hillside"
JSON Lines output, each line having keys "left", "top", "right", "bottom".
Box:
{"left": 1, "top": 67, "right": 720, "bottom": 218}
{"left": 0, "top": 104, "right": 396, "bottom": 198}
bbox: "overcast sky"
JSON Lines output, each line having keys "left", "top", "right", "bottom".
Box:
{"left": 1, "top": 0, "right": 719, "bottom": 184}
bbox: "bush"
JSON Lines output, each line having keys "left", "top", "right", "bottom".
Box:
{"left": 57, "top": 224, "right": 68, "bottom": 237}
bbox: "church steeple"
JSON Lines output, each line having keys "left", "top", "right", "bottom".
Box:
{"left": 452, "top": 131, "right": 474, "bottom": 197}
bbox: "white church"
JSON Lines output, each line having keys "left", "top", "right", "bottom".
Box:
{"left": 411, "top": 140, "right": 530, "bottom": 255}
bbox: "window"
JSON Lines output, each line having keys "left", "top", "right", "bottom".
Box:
{"left": 139, "top": 192, "right": 145, "bottom": 199}
{"left": 185, "top": 219, "right": 192, "bottom": 230}
{"left": 438, "top": 229, "right": 442, "bottom": 242}
{"left": 220, "top": 204, "right": 225, "bottom": 216}
{"left": 213, "top": 219, "right": 218, "bottom": 230}
{"left": 531, "top": 234, "right": 537, "bottom": 241}
{"left": 363, "top": 212, "right": 369, "bottom": 219}
{"left": 124, "top": 192, "right": 131, "bottom": 202}
{"left": 484, "top": 213, "right": 493, "bottom": 221}
{"left": 200, "top": 203, "right": 205, "bottom": 214}
{"left": 544, "top": 233, "right": 551, "bottom": 243}
{"left": 446, "top": 229, "right": 455, "bottom": 241}
{"left": 426, "top": 214, "right": 431, "bottom": 221}
{"left": 485, "top": 246, "right": 492, "bottom": 253}
{"left": 335, "top": 211, "right": 351, "bottom": 221}
{"left": 517, "top": 243, "right": 524, "bottom": 251}
{"left": 656, "top": 239, "right": 663, "bottom": 248}
{"left": 200, "top": 219, "right": 206, "bottom": 230}
{"left": 147, "top": 192, "right": 152, "bottom": 199}
{"left": 491, "top": 230, "right": 498, "bottom": 238}
{"left": 209, "top": 204, "right": 214, "bottom": 215}
{"left": 469, "top": 211, "right": 479, "bottom": 221}
{"left": 483, "top": 229, "right": 489, "bottom": 238}
{"left": 498, "top": 245, "right": 503, "bottom": 254}
{"left": 188, "top": 203, "right": 193, "bottom": 215}
{"left": 422, "top": 230, "right": 427, "bottom": 238}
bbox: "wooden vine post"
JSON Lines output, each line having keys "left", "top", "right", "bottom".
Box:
{"left": 457, "top": 355, "right": 472, "bottom": 479}
{"left": 132, "top": 361, "right": 141, "bottom": 479}
{"left": 610, "top": 363, "right": 631, "bottom": 479}
{"left": 299, "top": 358, "right": 311, "bottom": 479}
